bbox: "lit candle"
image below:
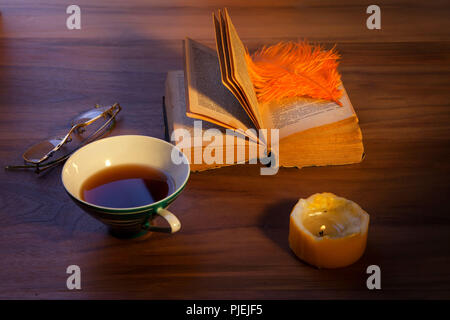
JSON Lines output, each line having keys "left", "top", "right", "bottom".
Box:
{"left": 289, "top": 193, "right": 370, "bottom": 268}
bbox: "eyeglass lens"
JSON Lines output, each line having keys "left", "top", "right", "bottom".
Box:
{"left": 71, "top": 105, "right": 111, "bottom": 127}
{"left": 23, "top": 138, "right": 65, "bottom": 163}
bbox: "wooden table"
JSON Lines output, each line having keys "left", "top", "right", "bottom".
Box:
{"left": 0, "top": 0, "right": 449, "bottom": 299}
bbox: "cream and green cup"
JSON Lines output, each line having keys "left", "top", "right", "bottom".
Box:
{"left": 62, "top": 135, "right": 190, "bottom": 237}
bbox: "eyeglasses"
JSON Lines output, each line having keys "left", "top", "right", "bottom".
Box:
{"left": 5, "top": 103, "right": 122, "bottom": 174}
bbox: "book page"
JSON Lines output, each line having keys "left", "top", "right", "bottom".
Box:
{"left": 184, "top": 38, "right": 255, "bottom": 133}
{"left": 165, "top": 70, "right": 261, "bottom": 166}
{"left": 212, "top": 13, "right": 230, "bottom": 94}
{"left": 223, "top": 8, "right": 264, "bottom": 128}
{"left": 213, "top": 12, "right": 258, "bottom": 127}
{"left": 260, "top": 86, "right": 356, "bottom": 139}
{"left": 166, "top": 70, "right": 228, "bottom": 134}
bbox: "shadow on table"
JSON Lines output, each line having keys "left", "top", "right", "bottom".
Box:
{"left": 258, "top": 198, "right": 298, "bottom": 255}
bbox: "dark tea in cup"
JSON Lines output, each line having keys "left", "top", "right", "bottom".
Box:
{"left": 62, "top": 135, "right": 189, "bottom": 236}
{"left": 80, "top": 164, "right": 175, "bottom": 208}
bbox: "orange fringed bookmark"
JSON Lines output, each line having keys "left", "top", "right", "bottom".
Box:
{"left": 245, "top": 41, "right": 343, "bottom": 106}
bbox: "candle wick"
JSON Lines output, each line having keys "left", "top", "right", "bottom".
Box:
{"left": 319, "top": 224, "right": 326, "bottom": 237}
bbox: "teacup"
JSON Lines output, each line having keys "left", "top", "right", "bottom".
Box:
{"left": 61, "top": 135, "right": 190, "bottom": 237}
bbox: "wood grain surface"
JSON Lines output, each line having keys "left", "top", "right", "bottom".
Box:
{"left": 0, "top": 0, "right": 449, "bottom": 299}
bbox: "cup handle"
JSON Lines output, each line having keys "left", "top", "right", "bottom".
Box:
{"left": 143, "top": 207, "right": 181, "bottom": 234}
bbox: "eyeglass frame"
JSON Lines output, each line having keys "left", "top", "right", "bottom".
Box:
{"left": 5, "top": 103, "right": 122, "bottom": 174}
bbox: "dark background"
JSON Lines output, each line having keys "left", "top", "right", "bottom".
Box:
{"left": 0, "top": 0, "right": 449, "bottom": 299}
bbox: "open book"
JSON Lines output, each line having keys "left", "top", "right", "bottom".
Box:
{"left": 165, "top": 8, "right": 364, "bottom": 172}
